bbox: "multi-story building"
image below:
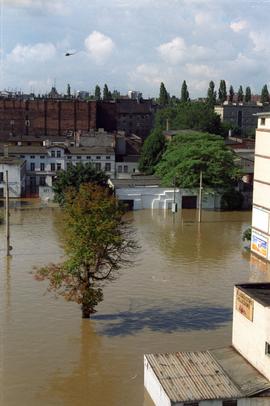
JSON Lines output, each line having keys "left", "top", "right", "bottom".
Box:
{"left": 251, "top": 112, "right": 270, "bottom": 261}
{"left": 0, "top": 155, "right": 26, "bottom": 198}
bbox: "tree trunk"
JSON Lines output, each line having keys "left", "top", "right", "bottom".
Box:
{"left": 82, "top": 303, "right": 91, "bottom": 319}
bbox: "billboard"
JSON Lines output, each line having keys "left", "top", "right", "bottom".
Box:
{"left": 251, "top": 232, "right": 268, "bottom": 259}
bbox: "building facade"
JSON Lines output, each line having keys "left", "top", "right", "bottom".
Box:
{"left": 0, "top": 156, "right": 26, "bottom": 198}
{"left": 251, "top": 112, "right": 270, "bottom": 261}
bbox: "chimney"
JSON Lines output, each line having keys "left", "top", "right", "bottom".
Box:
{"left": 4, "top": 144, "right": 9, "bottom": 157}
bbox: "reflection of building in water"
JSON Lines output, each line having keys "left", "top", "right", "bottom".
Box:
{"left": 251, "top": 113, "right": 270, "bottom": 262}
{"left": 144, "top": 283, "right": 270, "bottom": 405}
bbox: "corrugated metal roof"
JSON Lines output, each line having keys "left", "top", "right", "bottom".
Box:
{"left": 145, "top": 351, "right": 242, "bottom": 402}
{"left": 211, "top": 347, "right": 270, "bottom": 397}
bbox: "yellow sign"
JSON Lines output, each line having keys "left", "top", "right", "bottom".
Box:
{"left": 236, "top": 289, "right": 254, "bottom": 321}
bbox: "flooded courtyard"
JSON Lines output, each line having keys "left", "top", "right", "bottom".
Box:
{"left": 1, "top": 204, "right": 270, "bottom": 406}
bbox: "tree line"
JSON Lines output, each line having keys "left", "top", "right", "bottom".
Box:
{"left": 158, "top": 80, "right": 270, "bottom": 106}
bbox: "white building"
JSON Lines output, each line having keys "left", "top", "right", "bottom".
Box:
{"left": 144, "top": 283, "right": 270, "bottom": 405}
{"left": 0, "top": 156, "right": 26, "bottom": 198}
{"left": 251, "top": 112, "right": 270, "bottom": 261}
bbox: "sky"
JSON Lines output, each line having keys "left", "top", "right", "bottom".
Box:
{"left": 1, "top": 0, "right": 270, "bottom": 98}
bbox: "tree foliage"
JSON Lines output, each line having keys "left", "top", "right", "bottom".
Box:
{"left": 218, "top": 80, "right": 227, "bottom": 104}
{"left": 261, "top": 84, "right": 270, "bottom": 104}
{"left": 94, "top": 85, "right": 101, "bottom": 100}
{"left": 229, "top": 85, "right": 234, "bottom": 103}
{"left": 207, "top": 81, "right": 216, "bottom": 107}
{"left": 237, "top": 85, "right": 244, "bottom": 102}
{"left": 245, "top": 86, "right": 252, "bottom": 103}
{"left": 103, "top": 84, "right": 111, "bottom": 100}
{"left": 138, "top": 128, "right": 166, "bottom": 174}
{"left": 155, "top": 102, "right": 222, "bottom": 135}
{"left": 35, "top": 184, "right": 137, "bottom": 318}
{"left": 53, "top": 163, "right": 108, "bottom": 206}
{"left": 155, "top": 131, "right": 241, "bottom": 188}
{"left": 159, "top": 82, "right": 169, "bottom": 106}
{"left": 180, "top": 80, "right": 189, "bottom": 102}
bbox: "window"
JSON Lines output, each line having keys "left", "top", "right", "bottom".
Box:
{"left": 30, "top": 163, "right": 35, "bottom": 171}
{"left": 0, "top": 188, "right": 3, "bottom": 197}
{"left": 39, "top": 176, "right": 46, "bottom": 186}
{"left": 57, "top": 163, "right": 61, "bottom": 171}
{"left": 57, "top": 150, "right": 61, "bottom": 158}
{"left": 105, "top": 163, "right": 111, "bottom": 172}
{"left": 20, "top": 155, "right": 25, "bottom": 158}
{"left": 51, "top": 163, "right": 55, "bottom": 171}
{"left": 95, "top": 162, "right": 101, "bottom": 171}
{"left": 40, "top": 163, "right": 45, "bottom": 171}
{"left": 77, "top": 156, "right": 81, "bottom": 160}
{"left": 67, "top": 162, "right": 73, "bottom": 169}
{"left": 124, "top": 165, "right": 128, "bottom": 173}
{"left": 261, "top": 117, "right": 266, "bottom": 126}
{"left": 87, "top": 156, "right": 91, "bottom": 160}
{"left": 40, "top": 155, "right": 45, "bottom": 159}
{"left": 222, "top": 401, "right": 237, "bottom": 406}
{"left": 0, "top": 172, "right": 3, "bottom": 182}
{"left": 265, "top": 342, "right": 270, "bottom": 355}
{"left": 106, "top": 156, "right": 110, "bottom": 160}
{"left": 51, "top": 151, "right": 55, "bottom": 157}
{"left": 118, "top": 165, "right": 122, "bottom": 173}
{"left": 67, "top": 156, "right": 72, "bottom": 159}
{"left": 30, "top": 155, "right": 35, "bottom": 159}
{"left": 96, "top": 156, "right": 101, "bottom": 160}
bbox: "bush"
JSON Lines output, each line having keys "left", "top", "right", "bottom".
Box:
{"left": 220, "top": 189, "right": 244, "bottom": 210}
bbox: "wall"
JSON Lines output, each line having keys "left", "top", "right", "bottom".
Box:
{"left": 144, "top": 356, "right": 174, "bottom": 406}
{"left": 0, "top": 163, "right": 25, "bottom": 197}
{"left": 232, "top": 287, "right": 270, "bottom": 381}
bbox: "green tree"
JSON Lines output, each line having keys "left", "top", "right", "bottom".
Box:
{"left": 159, "top": 82, "right": 169, "bottom": 106}
{"left": 112, "top": 90, "right": 120, "bottom": 100}
{"left": 218, "top": 80, "right": 227, "bottom": 104}
{"left": 138, "top": 128, "right": 166, "bottom": 174}
{"left": 67, "top": 83, "right": 71, "bottom": 98}
{"left": 94, "top": 85, "right": 101, "bottom": 100}
{"left": 155, "top": 131, "right": 240, "bottom": 188}
{"left": 245, "top": 86, "right": 252, "bottom": 103}
{"left": 207, "top": 81, "right": 216, "bottom": 107}
{"left": 180, "top": 80, "right": 189, "bottom": 102}
{"left": 237, "top": 85, "right": 244, "bottom": 103}
{"left": 261, "top": 84, "right": 270, "bottom": 104}
{"left": 103, "top": 84, "right": 110, "bottom": 100}
{"left": 35, "top": 184, "right": 137, "bottom": 318}
{"left": 53, "top": 162, "right": 108, "bottom": 206}
{"left": 229, "top": 85, "right": 234, "bottom": 103}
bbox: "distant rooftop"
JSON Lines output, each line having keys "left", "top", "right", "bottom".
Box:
{"left": 236, "top": 283, "right": 270, "bottom": 307}
{"left": 110, "top": 175, "right": 161, "bottom": 188}
{"left": 0, "top": 156, "right": 24, "bottom": 166}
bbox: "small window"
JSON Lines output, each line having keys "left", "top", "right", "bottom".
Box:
{"left": 57, "top": 150, "right": 61, "bottom": 158}
{"left": 39, "top": 176, "right": 46, "bottom": 186}
{"left": 51, "top": 163, "right": 55, "bottom": 171}
{"left": 265, "top": 342, "right": 270, "bottom": 355}
{"left": 30, "top": 155, "right": 35, "bottom": 159}
{"left": 67, "top": 162, "right": 73, "bottom": 169}
{"left": 87, "top": 156, "right": 91, "bottom": 160}
{"left": 106, "top": 156, "right": 110, "bottom": 160}
{"left": 118, "top": 165, "right": 122, "bottom": 173}
{"left": 261, "top": 118, "right": 266, "bottom": 126}
{"left": 96, "top": 156, "right": 101, "bottom": 160}
{"left": 57, "top": 163, "right": 61, "bottom": 171}
{"left": 105, "top": 163, "right": 111, "bottom": 172}
{"left": 40, "top": 155, "right": 45, "bottom": 159}
{"left": 67, "top": 156, "right": 72, "bottom": 159}
{"left": 51, "top": 151, "right": 55, "bottom": 157}
{"left": 124, "top": 165, "right": 128, "bottom": 173}
{"left": 77, "top": 156, "right": 81, "bottom": 160}
{"left": 222, "top": 401, "right": 237, "bottom": 406}
{"left": 95, "top": 162, "right": 101, "bottom": 171}
{"left": 30, "top": 163, "right": 35, "bottom": 171}
{"left": 0, "top": 172, "right": 3, "bottom": 182}
{"left": 40, "top": 163, "right": 45, "bottom": 171}
{"left": 20, "top": 155, "right": 25, "bottom": 158}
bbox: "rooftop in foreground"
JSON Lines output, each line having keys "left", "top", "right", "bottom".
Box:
{"left": 236, "top": 283, "right": 270, "bottom": 307}
{"left": 145, "top": 346, "right": 270, "bottom": 403}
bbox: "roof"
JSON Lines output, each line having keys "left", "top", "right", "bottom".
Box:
{"left": 255, "top": 112, "right": 270, "bottom": 117}
{"left": 0, "top": 156, "right": 25, "bottom": 166}
{"left": 0, "top": 145, "right": 114, "bottom": 156}
{"left": 110, "top": 176, "right": 161, "bottom": 188}
{"left": 145, "top": 347, "right": 270, "bottom": 403}
{"left": 236, "top": 283, "right": 270, "bottom": 307}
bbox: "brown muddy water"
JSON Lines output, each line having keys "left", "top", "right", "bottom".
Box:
{"left": 1, "top": 203, "right": 270, "bottom": 406}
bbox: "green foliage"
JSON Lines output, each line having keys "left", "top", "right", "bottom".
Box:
{"left": 53, "top": 162, "right": 108, "bottom": 206}
{"left": 94, "top": 85, "right": 101, "bottom": 100}
{"left": 35, "top": 184, "right": 137, "bottom": 318}
{"left": 237, "top": 85, "right": 244, "bottom": 102}
{"left": 245, "top": 86, "right": 252, "bottom": 103}
{"left": 220, "top": 189, "right": 244, "bottom": 210}
{"left": 242, "top": 227, "right": 251, "bottom": 242}
{"left": 67, "top": 83, "right": 71, "bottom": 97}
{"left": 261, "top": 84, "right": 270, "bottom": 104}
{"left": 229, "top": 85, "right": 234, "bottom": 103}
{"left": 155, "top": 102, "right": 222, "bottom": 135}
{"left": 155, "top": 131, "right": 241, "bottom": 188}
{"left": 180, "top": 80, "right": 189, "bottom": 102}
{"left": 207, "top": 81, "right": 216, "bottom": 107}
{"left": 218, "top": 80, "right": 227, "bottom": 104}
{"left": 159, "top": 82, "right": 169, "bottom": 106}
{"left": 103, "top": 84, "right": 111, "bottom": 100}
{"left": 138, "top": 128, "right": 166, "bottom": 174}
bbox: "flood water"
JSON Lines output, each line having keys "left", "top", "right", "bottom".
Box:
{"left": 1, "top": 204, "right": 270, "bottom": 406}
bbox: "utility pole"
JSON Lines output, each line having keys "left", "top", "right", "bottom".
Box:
{"left": 5, "top": 170, "right": 11, "bottom": 256}
{"left": 172, "top": 176, "right": 178, "bottom": 213}
{"left": 198, "top": 170, "right": 203, "bottom": 223}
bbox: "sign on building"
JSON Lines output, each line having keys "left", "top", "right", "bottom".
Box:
{"left": 251, "top": 232, "right": 268, "bottom": 259}
{"left": 236, "top": 289, "right": 254, "bottom": 321}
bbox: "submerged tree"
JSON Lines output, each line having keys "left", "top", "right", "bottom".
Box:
{"left": 35, "top": 184, "right": 137, "bottom": 318}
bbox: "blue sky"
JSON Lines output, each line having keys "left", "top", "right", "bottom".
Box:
{"left": 1, "top": 0, "right": 270, "bottom": 98}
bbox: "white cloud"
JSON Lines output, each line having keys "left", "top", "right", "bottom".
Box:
{"left": 157, "top": 37, "right": 187, "bottom": 64}
{"left": 230, "top": 20, "right": 248, "bottom": 33}
{"left": 185, "top": 63, "right": 219, "bottom": 79}
{"left": 249, "top": 30, "right": 270, "bottom": 52}
{"left": 7, "top": 43, "right": 56, "bottom": 63}
{"left": 131, "top": 64, "right": 164, "bottom": 85}
{"left": 84, "top": 31, "right": 115, "bottom": 64}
